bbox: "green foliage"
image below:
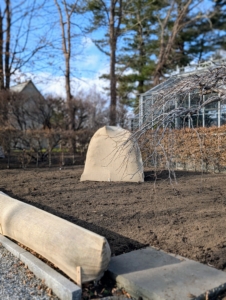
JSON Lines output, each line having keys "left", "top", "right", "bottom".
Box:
{"left": 118, "top": 0, "right": 226, "bottom": 109}
{"left": 85, "top": 0, "right": 107, "bottom": 30}
{"left": 84, "top": 0, "right": 226, "bottom": 113}
{"left": 210, "top": 0, "right": 226, "bottom": 51}
{"left": 117, "top": 0, "right": 166, "bottom": 109}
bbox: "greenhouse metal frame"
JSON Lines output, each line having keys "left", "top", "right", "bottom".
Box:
{"left": 138, "top": 59, "right": 226, "bottom": 130}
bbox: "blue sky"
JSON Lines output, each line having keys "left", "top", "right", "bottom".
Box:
{"left": 2, "top": 0, "right": 109, "bottom": 97}
{"left": 29, "top": 36, "right": 110, "bottom": 98}
{"left": 31, "top": 0, "right": 217, "bottom": 98}
{"left": 3, "top": 0, "right": 222, "bottom": 98}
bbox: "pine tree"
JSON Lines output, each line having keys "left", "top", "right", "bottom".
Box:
{"left": 210, "top": 0, "right": 226, "bottom": 51}
{"left": 117, "top": 0, "right": 167, "bottom": 109}
{"left": 85, "top": 0, "right": 125, "bottom": 126}
{"left": 118, "top": 0, "right": 226, "bottom": 98}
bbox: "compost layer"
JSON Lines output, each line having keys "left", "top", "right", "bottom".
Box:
{"left": 1, "top": 166, "right": 226, "bottom": 271}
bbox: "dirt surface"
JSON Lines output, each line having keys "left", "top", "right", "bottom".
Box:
{"left": 1, "top": 166, "right": 226, "bottom": 272}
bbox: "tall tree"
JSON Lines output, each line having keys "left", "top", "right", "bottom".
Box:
{"left": 117, "top": 0, "right": 223, "bottom": 100}
{"left": 54, "top": 0, "right": 85, "bottom": 131}
{"left": 0, "top": 8, "right": 4, "bottom": 90}
{"left": 165, "top": 0, "right": 226, "bottom": 66}
{"left": 86, "top": 0, "right": 126, "bottom": 125}
{"left": 153, "top": 0, "right": 217, "bottom": 85}
{"left": 117, "top": 0, "right": 214, "bottom": 108}
{"left": 0, "top": 0, "right": 48, "bottom": 90}
{"left": 117, "top": 0, "right": 167, "bottom": 109}
{"left": 210, "top": 0, "right": 226, "bottom": 51}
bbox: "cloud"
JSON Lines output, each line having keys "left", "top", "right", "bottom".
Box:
{"left": 22, "top": 67, "right": 110, "bottom": 98}
{"left": 81, "top": 36, "right": 94, "bottom": 50}
{"left": 10, "top": 58, "right": 110, "bottom": 99}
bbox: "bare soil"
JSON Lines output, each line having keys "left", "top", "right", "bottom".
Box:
{"left": 1, "top": 166, "right": 226, "bottom": 273}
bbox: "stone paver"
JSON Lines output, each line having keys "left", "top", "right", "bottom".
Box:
{"left": 108, "top": 247, "right": 226, "bottom": 300}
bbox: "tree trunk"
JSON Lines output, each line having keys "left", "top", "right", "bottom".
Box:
{"left": 110, "top": 45, "right": 117, "bottom": 125}
{"left": 65, "top": 53, "right": 74, "bottom": 130}
{"left": 48, "top": 140, "right": 52, "bottom": 167}
{"left": 5, "top": 0, "right": 11, "bottom": 89}
{"left": 7, "top": 150, "right": 10, "bottom": 169}
{"left": 137, "top": 3, "right": 145, "bottom": 95}
{"left": 36, "top": 152, "right": 39, "bottom": 168}
{"left": 54, "top": 0, "right": 75, "bottom": 131}
{"left": 109, "top": 1, "right": 117, "bottom": 126}
{"left": 153, "top": 69, "right": 162, "bottom": 86}
{"left": 0, "top": 9, "right": 4, "bottom": 90}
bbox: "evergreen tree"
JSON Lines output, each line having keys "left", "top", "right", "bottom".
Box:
{"left": 120, "top": 0, "right": 226, "bottom": 100}
{"left": 174, "top": 0, "right": 226, "bottom": 64}
{"left": 117, "top": 0, "right": 215, "bottom": 108}
{"left": 117, "top": 0, "right": 166, "bottom": 109}
{"left": 210, "top": 0, "right": 226, "bottom": 51}
{"left": 85, "top": 0, "right": 126, "bottom": 126}
{"left": 86, "top": 0, "right": 226, "bottom": 114}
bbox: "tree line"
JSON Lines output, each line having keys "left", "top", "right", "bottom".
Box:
{"left": 0, "top": 0, "right": 225, "bottom": 127}
{"left": 0, "top": 87, "right": 131, "bottom": 167}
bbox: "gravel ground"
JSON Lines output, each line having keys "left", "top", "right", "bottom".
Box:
{"left": 0, "top": 243, "right": 59, "bottom": 300}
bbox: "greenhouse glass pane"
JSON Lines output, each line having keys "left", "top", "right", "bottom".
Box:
{"left": 165, "top": 100, "right": 175, "bottom": 112}
{"left": 221, "top": 100, "right": 226, "bottom": 125}
{"left": 177, "top": 116, "right": 190, "bottom": 128}
{"left": 177, "top": 93, "right": 188, "bottom": 108}
{"left": 191, "top": 114, "right": 203, "bottom": 128}
{"left": 205, "top": 101, "right": 218, "bottom": 110}
{"left": 204, "top": 111, "right": 218, "bottom": 127}
{"left": 204, "top": 93, "right": 218, "bottom": 109}
{"left": 190, "top": 93, "right": 202, "bottom": 108}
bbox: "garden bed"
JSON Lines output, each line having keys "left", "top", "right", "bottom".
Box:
{"left": 1, "top": 166, "right": 226, "bottom": 272}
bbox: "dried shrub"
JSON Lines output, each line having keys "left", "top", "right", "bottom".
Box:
{"left": 139, "top": 125, "right": 226, "bottom": 173}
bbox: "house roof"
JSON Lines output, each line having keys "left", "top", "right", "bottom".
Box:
{"left": 10, "top": 80, "right": 44, "bottom": 99}
{"left": 10, "top": 80, "right": 32, "bottom": 93}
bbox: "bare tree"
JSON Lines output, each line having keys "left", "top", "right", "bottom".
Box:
{"left": 77, "top": 88, "right": 108, "bottom": 130}
{"left": 126, "top": 64, "right": 226, "bottom": 177}
{"left": 53, "top": 0, "right": 85, "bottom": 131}
{"left": 109, "top": 0, "right": 123, "bottom": 126}
{"left": 0, "top": 90, "right": 9, "bottom": 125}
{"left": 0, "top": 0, "right": 49, "bottom": 90}
{"left": 153, "top": 0, "right": 214, "bottom": 86}
{"left": 0, "top": 7, "right": 4, "bottom": 89}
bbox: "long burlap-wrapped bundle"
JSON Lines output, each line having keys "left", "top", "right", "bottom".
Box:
{"left": 0, "top": 192, "right": 111, "bottom": 283}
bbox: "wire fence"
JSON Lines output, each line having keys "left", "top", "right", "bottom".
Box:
{"left": 2, "top": 125, "right": 226, "bottom": 172}
{"left": 0, "top": 128, "right": 93, "bottom": 169}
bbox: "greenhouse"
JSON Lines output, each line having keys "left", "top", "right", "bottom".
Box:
{"left": 138, "top": 59, "right": 226, "bottom": 129}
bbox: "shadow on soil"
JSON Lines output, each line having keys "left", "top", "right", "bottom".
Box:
{"left": 1, "top": 188, "right": 148, "bottom": 256}
{"left": 144, "top": 169, "right": 205, "bottom": 181}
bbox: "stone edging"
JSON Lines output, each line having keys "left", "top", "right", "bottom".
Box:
{"left": 0, "top": 234, "right": 81, "bottom": 300}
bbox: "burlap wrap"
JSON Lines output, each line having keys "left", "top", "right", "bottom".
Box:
{"left": 81, "top": 126, "right": 144, "bottom": 182}
{"left": 0, "top": 192, "right": 111, "bottom": 283}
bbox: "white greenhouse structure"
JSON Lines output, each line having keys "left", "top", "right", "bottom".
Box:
{"left": 137, "top": 59, "right": 226, "bottom": 130}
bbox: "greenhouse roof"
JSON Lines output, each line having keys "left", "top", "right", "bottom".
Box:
{"left": 142, "top": 58, "right": 225, "bottom": 97}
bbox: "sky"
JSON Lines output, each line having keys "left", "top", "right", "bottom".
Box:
{"left": 3, "top": 0, "right": 222, "bottom": 99}
{"left": 14, "top": 36, "right": 110, "bottom": 98}
{"left": 5, "top": 0, "right": 110, "bottom": 98}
